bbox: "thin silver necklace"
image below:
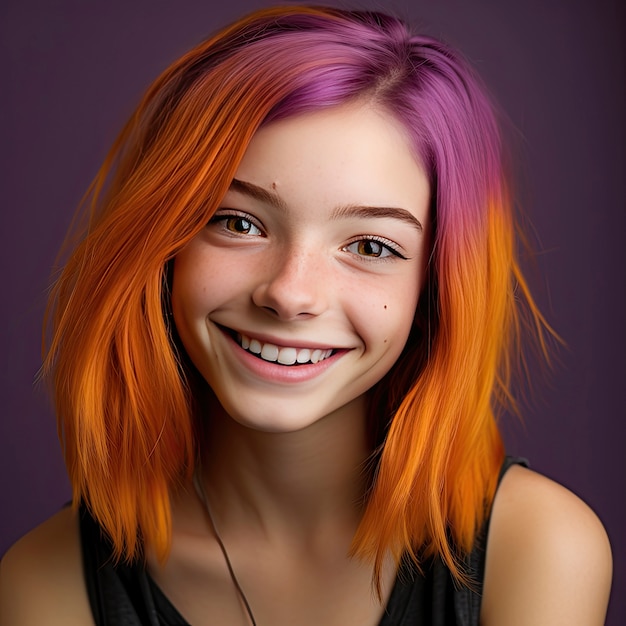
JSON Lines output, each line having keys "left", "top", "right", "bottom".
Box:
{"left": 193, "top": 472, "right": 258, "bottom": 626}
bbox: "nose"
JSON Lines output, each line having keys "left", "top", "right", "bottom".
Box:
{"left": 252, "top": 247, "right": 328, "bottom": 320}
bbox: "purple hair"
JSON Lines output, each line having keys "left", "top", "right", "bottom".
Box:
{"left": 48, "top": 5, "right": 549, "bottom": 590}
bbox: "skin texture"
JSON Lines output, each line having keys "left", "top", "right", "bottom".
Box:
{"left": 481, "top": 466, "right": 613, "bottom": 626}
{"left": 0, "top": 468, "right": 612, "bottom": 625}
{"left": 172, "top": 103, "right": 430, "bottom": 436}
{"left": 0, "top": 104, "right": 612, "bottom": 625}
{"left": 0, "top": 507, "right": 93, "bottom": 625}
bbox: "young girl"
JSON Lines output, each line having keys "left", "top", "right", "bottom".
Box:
{"left": 0, "top": 6, "right": 612, "bottom": 625}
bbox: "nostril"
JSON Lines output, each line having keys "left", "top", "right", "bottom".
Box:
{"left": 251, "top": 267, "right": 326, "bottom": 320}
{"left": 260, "top": 305, "right": 281, "bottom": 318}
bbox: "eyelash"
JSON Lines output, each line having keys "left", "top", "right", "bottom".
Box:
{"left": 208, "top": 212, "right": 407, "bottom": 261}
{"left": 208, "top": 211, "right": 265, "bottom": 236}
{"left": 343, "top": 236, "right": 408, "bottom": 261}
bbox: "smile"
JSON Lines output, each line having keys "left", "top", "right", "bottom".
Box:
{"left": 237, "top": 333, "right": 334, "bottom": 366}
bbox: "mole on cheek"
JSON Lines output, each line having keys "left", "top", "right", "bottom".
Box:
{"left": 384, "top": 305, "right": 387, "bottom": 310}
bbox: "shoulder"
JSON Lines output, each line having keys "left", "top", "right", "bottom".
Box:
{"left": 0, "top": 506, "right": 94, "bottom": 625}
{"left": 481, "top": 464, "right": 612, "bottom": 626}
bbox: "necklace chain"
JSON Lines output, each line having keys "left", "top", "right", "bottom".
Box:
{"left": 193, "top": 473, "right": 258, "bottom": 626}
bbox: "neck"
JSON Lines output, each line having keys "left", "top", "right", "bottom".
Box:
{"left": 198, "top": 393, "right": 373, "bottom": 543}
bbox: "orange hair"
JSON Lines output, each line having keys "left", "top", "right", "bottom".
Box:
{"left": 44, "top": 5, "right": 554, "bottom": 591}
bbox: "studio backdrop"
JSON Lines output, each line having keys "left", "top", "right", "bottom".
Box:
{"left": 1, "top": 0, "right": 623, "bottom": 623}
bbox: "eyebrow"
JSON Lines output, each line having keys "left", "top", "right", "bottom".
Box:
{"left": 230, "top": 178, "right": 287, "bottom": 211}
{"left": 229, "top": 178, "right": 423, "bottom": 232}
{"left": 330, "top": 204, "right": 423, "bottom": 232}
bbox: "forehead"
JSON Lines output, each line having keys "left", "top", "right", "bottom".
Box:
{"left": 232, "top": 103, "right": 430, "bottom": 219}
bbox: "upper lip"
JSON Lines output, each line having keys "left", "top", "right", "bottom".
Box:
{"left": 215, "top": 323, "right": 344, "bottom": 351}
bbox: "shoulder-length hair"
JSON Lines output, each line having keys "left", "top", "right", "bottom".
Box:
{"left": 45, "top": 5, "right": 551, "bottom": 590}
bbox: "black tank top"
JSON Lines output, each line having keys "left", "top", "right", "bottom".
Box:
{"left": 80, "top": 457, "right": 526, "bottom": 625}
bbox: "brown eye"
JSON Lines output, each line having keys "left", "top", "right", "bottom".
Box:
{"left": 226, "top": 217, "right": 259, "bottom": 234}
{"left": 356, "top": 240, "right": 384, "bottom": 257}
{"left": 343, "top": 237, "right": 407, "bottom": 261}
{"left": 345, "top": 239, "right": 396, "bottom": 259}
{"left": 209, "top": 213, "right": 263, "bottom": 236}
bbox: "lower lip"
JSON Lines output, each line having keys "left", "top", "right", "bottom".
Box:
{"left": 221, "top": 329, "right": 347, "bottom": 384}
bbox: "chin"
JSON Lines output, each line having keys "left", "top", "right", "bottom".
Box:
{"left": 213, "top": 393, "right": 365, "bottom": 437}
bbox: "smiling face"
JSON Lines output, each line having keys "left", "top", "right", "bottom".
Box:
{"left": 172, "top": 103, "right": 431, "bottom": 433}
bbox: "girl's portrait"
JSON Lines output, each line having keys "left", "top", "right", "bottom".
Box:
{"left": 1, "top": 1, "right": 622, "bottom": 624}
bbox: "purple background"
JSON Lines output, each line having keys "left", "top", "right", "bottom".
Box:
{"left": 1, "top": 0, "right": 624, "bottom": 622}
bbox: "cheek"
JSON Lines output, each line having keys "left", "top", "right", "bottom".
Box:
{"left": 382, "top": 302, "right": 418, "bottom": 356}
{"left": 171, "top": 254, "right": 205, "bottom": 322}
{"left": 170, "top": 245, "right": 222, "bottom": 339}
{"left": 172, "top": 245, "right": 233, "bottom": 316}
{"left": 347, "top": 276, "right": 420, "bottom": 356}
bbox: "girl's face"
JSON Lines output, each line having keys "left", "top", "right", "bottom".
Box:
{"left": 172, "top": 103, "right": 430, "bottom": 433}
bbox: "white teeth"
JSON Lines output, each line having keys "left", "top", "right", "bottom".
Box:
{"left": 277, "top": 347, "right": 297, "bottom": 365}
{"left": 296, "top": 349, "right": 311, "bottom": 364}
{"left": 238, "top": 334, "right": 332, "bottom": 365}
{"left": 260, "top": 343, "right": 279, "bottom": 361}
{"left": 249, "top": 339, "right": 262, "bottom": 354}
